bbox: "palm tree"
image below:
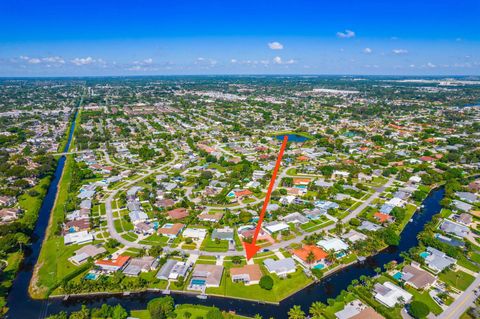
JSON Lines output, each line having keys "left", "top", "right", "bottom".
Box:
{"left": 288, "top": 305, "right": 306, "bottom": 319}
{"left": 309, "top": 301, "right": 325, "bottom": 318}
{"left": 306, "top": 251, "right": 316, "bottom": 264}
{"left": 253, "top": 315, "right": 263, "bottom": 319}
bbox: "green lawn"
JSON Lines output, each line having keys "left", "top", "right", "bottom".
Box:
{"left": 439, "top": 269, "right": 475, "bottom": 291}
{"left": 201, "top": 236, "right": 229, "bottom": 252}
{"left": 31, "top": 155, "right": 75, "bottom": 298}
{"left": 206, "top": 267, "right": 312, "bottom": 302}
{"left": 405, "top": 286, "right": 443, "bottom": 315}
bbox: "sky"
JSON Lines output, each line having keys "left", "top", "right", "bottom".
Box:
{"left": 0, "top": 0, "right": 479, "bottom": 77}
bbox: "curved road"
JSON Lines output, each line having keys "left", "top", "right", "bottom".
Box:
{"left": 105, "top": 149, "right": 396, "bottom": 257}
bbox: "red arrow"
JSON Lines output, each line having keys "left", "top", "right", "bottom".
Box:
{"left": 244, "top": 135, "right": 289, "bottom": 260}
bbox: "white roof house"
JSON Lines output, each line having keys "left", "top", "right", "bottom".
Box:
{"left": 182, "top": 228, "right": 207, "bottom": 241}
{"left": 263, "top": 258, "right": 296, "bottom": 277}
{"left": 129, "top": 210, "right": 148, "bottom": 224}
{"left": 317, "top": 238, "right": 349, "bottom": 252}
{"left": 263, "top": 221, "right": 290, "bottom": 234}
{"left": 64, "top": 230, "right": 94, "bottom": 245}
{"left": 374, "top": 281, "right": 412, "bottom": 308}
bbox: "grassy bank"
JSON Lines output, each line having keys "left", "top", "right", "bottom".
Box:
{"left": 29, "top": 155, "right": 75, "bottom": 299}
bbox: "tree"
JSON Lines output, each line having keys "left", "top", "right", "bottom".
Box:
{"left": 259, "top": 275, "right": 274, "bottom": 290}
{"left": 288, "top": 305, "right": 306, "bottom": 319}
{"left": 112, "top": 304, "right": 128, "bottom": 319}
{"left": 205, "top": 308, "right": 224, "bottom": 319}
{"left": 306, "top": 251, "right": 316, "bottom": 264}
{"left": 309, "top": 301, "right": 325, "bottom": 318}
{"left": 409, "top": 301, "right": 430, "bottom": 319}
{"left": 69, "top": 305, "right": 90, "bottom": 319}
{"left": 147, "top": 296, "right": 175, "bottom": 319}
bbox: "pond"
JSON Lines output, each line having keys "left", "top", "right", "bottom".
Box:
{"left": 274, "top": 133, "right": 310, "bottom": 143}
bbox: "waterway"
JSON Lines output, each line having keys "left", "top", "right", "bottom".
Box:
{"left": 6, "top": 112, "right": 445, "bottom": 318}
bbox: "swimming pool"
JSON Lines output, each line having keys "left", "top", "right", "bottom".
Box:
{"left": 313, "top": 264, "right": 325, "bottom": 270}
{"left": 392, "top": 272, "right": 403, "bottom": 280}
{"left": 191, "top": 279, "right": 206, "bottom": 286}
{"left": 227, "top": 191, "right": 235, "bottom": 198}
{"left": 85, "top": 273, "right": 98, "bottom": 280}
{"left": 419, "top": 251, "right": 430, "bottom": 259}
{"left": 294, "top": 185, "right": 307, "bottom": 189}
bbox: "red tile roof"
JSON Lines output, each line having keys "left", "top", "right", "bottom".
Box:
{"left": 293, "top": 245, "right": 328, "bottom": 263}
{"left": 167, "top": 207, "right": 189, "bottom": 220}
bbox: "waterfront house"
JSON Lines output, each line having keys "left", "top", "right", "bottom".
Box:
{"left": 69, "top": 244, "right": 106, "bottom": 265}
{"left": 263, "top": 258, "right": 296, "bottom": 277}
{"left": 374, "top": 281, "right": 412, "bottom": 308}
{"left": 95, "top": 255, "right": 130, "bottom": 273}
{"left": 64, "top": 230, "right": 94, "bottom": 245}
{"left": 317, "top": 238, "right": 349, "bottom": 252}
{"left": 189, "top": 264, "right": 224, "bottom": 290}
{"left": 439, "top": 219, "right": 469, "bottom": 238}
{"left": 156, "top": 260, "right": 190, "bottom": 280}
{"left": 230, "top": 264, "right": 263, "bottom": 285}
{"left": 423, "top": 247, "right": 457, "bottom": 273}
{"left": 122, "top": 256, "right": 158, "bottom": 276}
{"left": 335, "top": 299, "right": 383, "bottom": 319}
{"left": 293, "top": 245, "right": 328, "bottom": 267}
{"left": 401, "top": 264, "right": 436, "bottom": 290}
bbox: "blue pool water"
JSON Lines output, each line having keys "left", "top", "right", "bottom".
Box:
{"left": 313, "top": 264, "right": 325, "bottom": 270}
{"left": 420, "top": 251, "right": 430, "bottom": 259}
{"left": 85, "top": 273, "right": 97, "bottom": 280}
{"left": 191, "top": 279, "right": 206, "bottom": 286}
{"left": 393, "top": 272, "right": 403, "bottom": 280}
{"left": 294, "top": 185, "right": 307, "bottom": 189}
{"left": 227, "top": 191, "right": 235, "bottom": 198}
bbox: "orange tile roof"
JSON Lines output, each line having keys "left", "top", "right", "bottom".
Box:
{"left": 374, "top": 212, "right": 392, "bottom": 223}
{"left": 95, "top": 255, "right": 130, "bottom": 268}
{"left": 158, "top": 223, "right": 185, "bottom": 235}
{"left": 293, "top": 178, "right": 310, "bottom": 185}
{"left": 293, "top": 245, "right": 328, "bottom": 263}
{"left": 234, "top": 189, "right": 253, "bottom": 198}
{"left": 297, "top": 155, "right": 309, "bottom": 161}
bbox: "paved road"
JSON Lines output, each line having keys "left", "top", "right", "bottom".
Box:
{"left": 104, "top": 151, "right": 396, "bottom": 257}
{"left": 436, "top": 275, "right": 480, "bottom": 319}
{"left": 104, "top": 150, "right": 179, "bottom": 249}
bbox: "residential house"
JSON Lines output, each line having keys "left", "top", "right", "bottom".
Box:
{"left": 69, "top": 244, "right": 106, "bottom": 265}
{"left": 230, "top": 264, "right": 263, "bottom": 285}
{"left": 374, "top": 281, "right": 412, "bottom": 308}
{"left": 157, "top": 223, "right": 185, "bottom": 239}
{"left": 189, "top": 264, "right": 224, "bottom": 290}
{"left": 263, "top": 258, "right": 296, "bottom": 277}
{"left": 95, "top": 255, "right": 130, "bottom": 273}
{"left": 424, "top": 247, "right": 457, "bottom": 273}
{"left": 401, "top": 264, "right": 436, "bottom": 290}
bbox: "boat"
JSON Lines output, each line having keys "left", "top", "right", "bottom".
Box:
{"left": 357, "top": 256, "right": 366, "bottom": 262}
{"left": 162, "top": 290, "right": 170, "bottom": 295}
{"left": 197, "top": 294, "right": 208, "bottom": 300}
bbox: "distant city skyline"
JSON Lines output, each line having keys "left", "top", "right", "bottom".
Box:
{"left": 1, "top": 0, "right": 479, "bottom": 76}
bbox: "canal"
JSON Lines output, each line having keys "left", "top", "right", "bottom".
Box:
{"left": 6, "top": 113, "right": 445, "bottom": 318}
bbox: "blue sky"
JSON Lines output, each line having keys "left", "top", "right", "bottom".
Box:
{"left": 1, "top": 0, "right": 479, "bottom": 76}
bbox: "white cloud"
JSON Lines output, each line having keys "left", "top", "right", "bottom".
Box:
{"left": 268, "top": 41, "right": 284, "bottom": 50}
{"left": 19, "top": 55, "right": 65, "bottom": 65}
{"left": 195, "top": 57, "right": 217, "bottom": 67}
{"left": 363, "top": 47, "right": 372, "bottom": 54}
{"left": 336, "top": 30, "right": 355, "bottom": 39}
{"left": 273, "top": 56, "right": 282, "bottom": 64}
{"left": 272, "top": 56, "right": 297, "bottom": 65}
{"left": 71, "top": 57, "right": 95, "bottom": 66}
{"left": 230, "top": 59, "right": 237, "bottom": 63}
{"left": 392, "top": 49, "right": 408, "bottom": 55}
{"left": 133, "top": 58, "right": 154, "bottom": 66}
{"left": 426, "top": 62, "right": 436, "bottom": 68}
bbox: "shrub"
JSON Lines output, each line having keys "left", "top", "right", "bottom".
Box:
{"left": 259, "top": 275, "right": 274, "bottom": 290}
{"left": 409, "top": 301, "right": 430, "bottom": 319}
